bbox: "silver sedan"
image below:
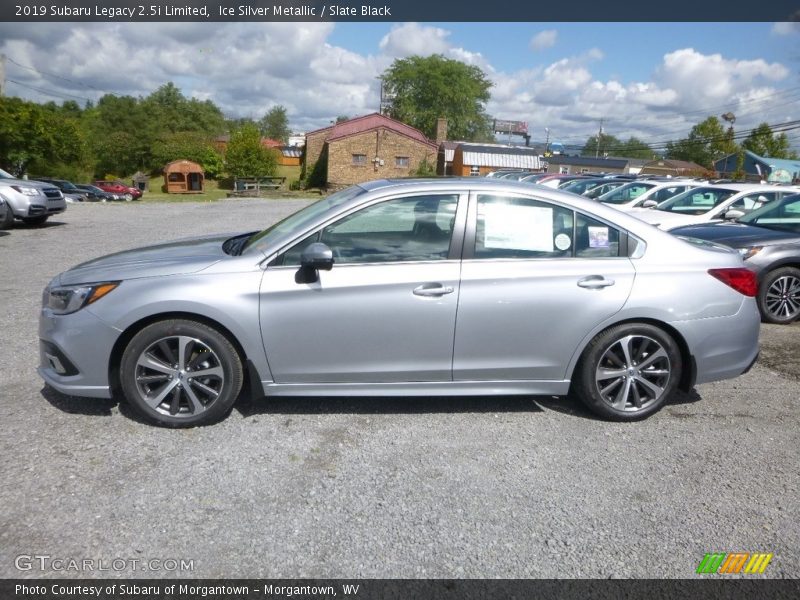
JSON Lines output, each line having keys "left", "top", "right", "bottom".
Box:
{"left": 39, "top": 178, "right": 760, "bottom": 427}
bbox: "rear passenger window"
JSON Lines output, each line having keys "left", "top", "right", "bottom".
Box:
{"left": 575, "top": 214, "right": 620, "bottom": 257}
{"left": 475, "top": 195, "right": 574, "bottom": 259}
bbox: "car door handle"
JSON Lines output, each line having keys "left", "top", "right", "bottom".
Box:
{"left": 413, "top": 284, "right": 455, "bottom": 297}
{"left": 577, "top": 276, "right": 616, "bottom": 289}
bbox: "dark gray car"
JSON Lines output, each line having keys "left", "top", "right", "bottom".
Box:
{"left": 672, "top": 193, "right": 800, "bottom": 324}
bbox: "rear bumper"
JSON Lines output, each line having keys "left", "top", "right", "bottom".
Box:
{"left": 673, "top": 299, "right": 761, "bottom": 385}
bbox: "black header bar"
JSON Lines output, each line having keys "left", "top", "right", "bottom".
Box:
{"left": 3, "top": 0, "right": 800, "bottom": 22}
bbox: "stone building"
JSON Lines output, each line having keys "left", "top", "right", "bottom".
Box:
{"left": 304, "top": 113, "right": 437, "bottom": 188}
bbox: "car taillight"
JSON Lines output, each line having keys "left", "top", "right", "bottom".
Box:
{"left": 708, "top": 268, "right": 758, "bottom": 297}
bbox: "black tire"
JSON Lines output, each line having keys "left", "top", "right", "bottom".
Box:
{"left": 0, "top": 204, "right": 14, "bottom": 230}
{"left": 758, "top": 267, "right": 800, "bottom": 324}
{"left": 119, "top": 319, "right": 244, "bottom": 427}
{"left": 22, "top": 215, "right": 48, "bottom": 226}
{"left": 572, "top": 323, "right": 681, "bottom": 421}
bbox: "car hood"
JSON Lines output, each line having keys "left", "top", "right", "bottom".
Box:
{"left": 57, "top": 234, "right": 234, "bottom": 285}
{"left": 627, "top": 208, "right": 702, "bottom": 229}
{"left": 0, "top": 176, "right": 56, "bottom": 189}
{"left": 671, "top": 222, "right": 800, "bottom": 248}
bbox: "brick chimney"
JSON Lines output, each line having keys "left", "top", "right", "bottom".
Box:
{"left": 435, "top": 118, "right": 448, "bottom": 144}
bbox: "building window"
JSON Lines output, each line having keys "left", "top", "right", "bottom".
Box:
{"left": 352, "top": 154, "right": 367, "bottom": 166}
{"left": 581, "top": 168, "right": 590, "bottom": 174}
{"left": 395, "top": 156, "right": 410, "bottom": 168}
{"left": 470, "top": 166, "right": 480, "bottom": 176}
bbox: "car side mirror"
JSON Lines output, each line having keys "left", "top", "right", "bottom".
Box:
{"left": 296, "top": 242, "right": 334, "bottom": 284}
{"left": 724, "top": 209, "right": 744, "bottom": 221}
{"left": 641, "top": 199, "right": 658, "bottom": 209}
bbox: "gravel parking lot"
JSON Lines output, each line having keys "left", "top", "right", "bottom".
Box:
{"left": 0, "top": 200, "right": 798, "bottom": 579}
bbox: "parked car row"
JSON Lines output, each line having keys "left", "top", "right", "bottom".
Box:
{"left": 32, "top": 177, "right": 143, "bottom": 202}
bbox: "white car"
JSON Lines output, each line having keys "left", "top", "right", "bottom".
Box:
{"left": 629, "top": 183, "right": 800, "bottom": 230}
{"left": 597, "top": 179, "right": 704, "bottom": 211}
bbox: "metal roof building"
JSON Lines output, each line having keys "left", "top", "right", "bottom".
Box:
{"left": 451, "top": 143, "right": 542, "bottom": 176}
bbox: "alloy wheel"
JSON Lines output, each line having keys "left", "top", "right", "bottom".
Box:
{"left": 133, "top": 335, "right": 224, "bottom": 418}
{"left": 594, "top": 334, "right": 671, "bottom": 412}
{"left": 764, "top": 274, "right": 800, "bottom": 322}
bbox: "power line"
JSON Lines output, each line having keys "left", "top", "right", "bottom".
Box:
{"left": 6, "top": 78, "right": 92, "bottom": 102}
{"left": 5, "top": 56, "right": 105, "bottom": 92}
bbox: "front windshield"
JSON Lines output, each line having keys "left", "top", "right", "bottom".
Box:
{"left": 738, "top": 193, "right": 800, "bottom": 233}
{"left": 656, "top": 187, "right": 736, "bottom": 215}
{"left": 0, "top": 168, "right": 15, "bottom": 179}
{"left": 242, "top": 184, "right": 367, "bottom": 255}
{"left": 599, "top": 182, "right": 656, "bottom": 205}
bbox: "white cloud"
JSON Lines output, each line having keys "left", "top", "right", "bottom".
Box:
{"left": 771, "top": 21, "right": 800, "bottom": 35}
{"left": 378, "top": 23, "right": 451, "bottom": 57}
{"left": 530, "top": 30, "right": 557, "bottom": 51}
{"left": 0, "top": 24, "right": 795, "bottom": 148}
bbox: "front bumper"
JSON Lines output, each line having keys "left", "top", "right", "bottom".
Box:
{"left": 38, "top": 306, "right": 119, "bottom": 399}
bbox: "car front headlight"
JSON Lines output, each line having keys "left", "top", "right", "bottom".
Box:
{"left": 44, "top": 282, "right": 119, "bottom": 315}
{"left": 737, "top": 246, "right": 763, "bottom": 260}
{"left": 10, "top": 185, "right": 40, "bottom": 196}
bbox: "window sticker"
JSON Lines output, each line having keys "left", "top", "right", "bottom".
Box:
{"left": 554, "top": 233, "right": 572, "bottom": 251}
{"left": 482, "top": 203, "right": 554, "bottom": 252}
{"left": 588, "top": 226, "right": 610, "bottom": 248}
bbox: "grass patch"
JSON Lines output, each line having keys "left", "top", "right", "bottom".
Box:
{"left": 137, "top": 167, "right": 320, "bottom": 202}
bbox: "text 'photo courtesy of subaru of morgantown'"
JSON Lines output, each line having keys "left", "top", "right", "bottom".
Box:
{"left": 39, "top": 179, "right": 760, "bottom": 427}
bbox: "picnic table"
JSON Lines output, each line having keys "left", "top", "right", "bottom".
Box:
{"left": 230, "top": 176, "right": 287, "bottom": 196}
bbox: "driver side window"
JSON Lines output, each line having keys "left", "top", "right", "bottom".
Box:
{"left": 280, "top": 194, "right": 458, "bottom": 266}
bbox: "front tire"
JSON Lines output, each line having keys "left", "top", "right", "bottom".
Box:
{"left": 572, "top": 323, "right": 681, "bottom": 421}
{"left": 123, "top": 193, "right": 133, "bottom": 201}
{"left": 0, "top": 205, "right": 14, "bottom": 229}
{"left": 119, "top": 319, "right": 244, "bottom": 427}
{"left": 22, "top": 215, "right": 48, "bottom": 226}
{"left": 758, "top": 267, "right": 800, "bottom": 324}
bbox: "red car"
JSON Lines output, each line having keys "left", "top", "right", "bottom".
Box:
{"left": 93, "top": 180, "right": 143, "bottom": 201}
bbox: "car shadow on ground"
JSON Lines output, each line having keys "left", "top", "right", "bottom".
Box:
{"left": 41, "top": 385, "right": 117, "bottom": 417}
{"left": 0, "top": 231, "right": 10, "bottom": 237}
{"left": 235, "top": 394, "right": 551, "bottom": 417}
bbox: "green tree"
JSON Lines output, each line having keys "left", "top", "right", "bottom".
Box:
{"left": 259, "top": 105, "right": 291, "bottom": 143}
{"left": 618, "top": 137, "right": 655, "bottom": 159}
{"left": 224, "top": 123, "right": 277, "bottom": 178}
{"left": 0, "top": 97, "right": 90, "bottom": 177}
{"left": 581, "top": 133, "right": 621, "bottom": 157}
{"left": 666, "top": 116, "right": 738, "bottom": 168}
{"left": 381, "top": 55, "right": 493, "bottom": 141}
{"left": 742, "top": 122, "right": 798, "bottom": 159}
{"left": 152, "top": 132, "right": 224, "bottom": 178}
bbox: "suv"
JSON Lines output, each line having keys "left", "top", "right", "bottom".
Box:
{"left": 93, "top": 180, "right": 142, "bottom": 201}
{"left": 0, "top": 168, "right": 66, "bottom": 228}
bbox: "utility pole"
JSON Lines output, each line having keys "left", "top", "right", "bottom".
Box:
{"left": 595, "top": 118, "right": 604, "bottom": 159}
{"left": 0, "top": 54, "right": 6, "bottom": 97}
{"left": 544, "top": 128, "right": 550, "bottom": 155}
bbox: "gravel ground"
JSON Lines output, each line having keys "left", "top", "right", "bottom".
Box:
{"left": 0, "top": 200, "right": 798, "bottom": 579}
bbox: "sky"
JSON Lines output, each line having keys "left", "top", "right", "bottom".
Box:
{"left": 1, "top": 21, "right": 798, "bottom": 150}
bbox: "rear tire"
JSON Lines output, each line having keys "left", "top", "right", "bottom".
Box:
{"left": 758, "top": 267, "right": 800, "bottom": 324}
{"left": 572, "top": 323, "right": 681, "bottom": 421}
{"left": 119, "top": 319, "right": 244, "bottom": 427}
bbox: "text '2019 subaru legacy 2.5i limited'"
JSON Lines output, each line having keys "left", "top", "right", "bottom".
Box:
{"left": 0, "top": 168, "right": 66, "bottom": 228}
{"left": 39, "top": 178, "right": 760, "bottom": 427}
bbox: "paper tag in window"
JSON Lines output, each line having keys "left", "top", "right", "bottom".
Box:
{"left": 588, "top": 226, "right": 610, "bottom": 248}
{"left": 554, "top": 233, "right": 571, "bottom": 251}
{"left": 482, "top": 204, "right": 553, "bottom": 252}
